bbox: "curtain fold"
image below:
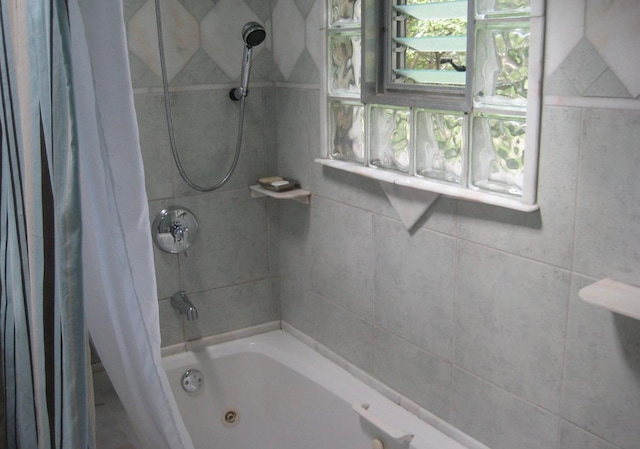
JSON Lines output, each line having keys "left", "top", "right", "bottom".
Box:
{"left": 1, "top": 0, "right": 194, "bottom": 448}
{"left": 1, "top": 0, "right": 93, "bottom": 448}
{"left": 69, "top": 1, "right": 195, "bottom": 449}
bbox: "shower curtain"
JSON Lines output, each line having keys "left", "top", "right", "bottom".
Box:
{"left": 0, "top": 0, "right": 92, "bottom": 447}
{"left": 1, "top": 0, "right": 194, "bottom": 448}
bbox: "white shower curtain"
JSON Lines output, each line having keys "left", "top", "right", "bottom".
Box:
{"left": 69, "top": 1, "right": 195, "bottom": 448}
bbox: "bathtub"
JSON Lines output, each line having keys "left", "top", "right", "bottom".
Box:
{"left": 163, "top": 328, "right": 477, "bottom": 449}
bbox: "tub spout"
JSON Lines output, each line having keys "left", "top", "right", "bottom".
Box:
{"left": 171, "top": 291, "right": 198, "bottom": 321}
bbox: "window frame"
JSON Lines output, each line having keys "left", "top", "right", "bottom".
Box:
{"left": 362, "top": 0, "right": 474, "bottom": 112}
{"left": 318, "top": 0, "right": 545, "bottom": 212}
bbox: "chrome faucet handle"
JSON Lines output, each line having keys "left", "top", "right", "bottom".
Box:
{"left": 170, "top": 222, "right": 185, "bottom": 243}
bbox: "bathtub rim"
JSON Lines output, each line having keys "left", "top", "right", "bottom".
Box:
{"left": 161, "top": 321, "right": 490, "bottom": 449}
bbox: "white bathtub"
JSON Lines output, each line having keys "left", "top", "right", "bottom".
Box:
{"left": 163, "top": 329, "right": 476, "bottom": 449}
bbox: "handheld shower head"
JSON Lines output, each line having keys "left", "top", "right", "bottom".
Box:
{"left": 242, "top": 22, "right": 266, "bottom": 48}
{"left": 230, "top": 22, "right": 267, "bottom": 101}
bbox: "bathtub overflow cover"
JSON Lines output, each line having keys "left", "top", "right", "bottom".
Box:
{"left": 181, "top": 369, "right": 203, "bottom": 393}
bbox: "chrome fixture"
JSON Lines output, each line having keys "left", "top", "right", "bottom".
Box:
{"left": 171, "top": 291, "right": 199, "bottom": 321}
{"left": 229, "top": 22, "right": 267, "bottom": 101}
{"left": 181, "top": 369, "right": 203, "bottom": 392}
{"left": 152, "top": 207, "right": 198, "bottom": 254}
{"left": 242, "top": 21, "right": 267, "bottom": 48}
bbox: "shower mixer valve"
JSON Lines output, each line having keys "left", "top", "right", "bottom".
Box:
{"left": 152, "top": 207, "right": 198, "bottom": 254}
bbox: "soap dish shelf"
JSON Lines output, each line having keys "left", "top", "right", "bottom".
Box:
{"left": 249, "top": 185, "right": 311, "bottom": 204}
{"left": 578, "top": 278, "right": 640, "bottom": 321}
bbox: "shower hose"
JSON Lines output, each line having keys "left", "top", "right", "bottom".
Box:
{"left": 154, "top": 0, "right": 246, "bottom": 192}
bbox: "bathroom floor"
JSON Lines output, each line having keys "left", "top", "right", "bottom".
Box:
{"left": 94, "top": 370, "right": 145, "bottom": 449}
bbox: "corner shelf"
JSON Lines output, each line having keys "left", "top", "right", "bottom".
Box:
{"left": 249, "top": 185, "right": 311, "bottom": 204}
{"left": 578, "top": 279, "right": 640, "bottom": 321}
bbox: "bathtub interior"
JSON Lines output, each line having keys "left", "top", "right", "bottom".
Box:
{"left": 166, "top": 351, "right": 368, "bottom": 449}
{"left": 163, "top": 330, "right": 472, "bottom": 449}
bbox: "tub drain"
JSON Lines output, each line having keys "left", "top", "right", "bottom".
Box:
{"left": 222, "top": 409, "right": 240, "bottom": 427}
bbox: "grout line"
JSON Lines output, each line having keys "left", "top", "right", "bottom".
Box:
{"left": 132, "top": 82, "right": 276, "bottom": 95}
{"left": 556, "top": 273, "right": 576, "bottom": 449}
{"left": 544, "top": 95, "right": 640, "bottom": 111}
{"left": 449, "top": 233, "right": 460, "bottom": 421}
{"left": 569, "top": 108, "right": 584, "bottom": 278}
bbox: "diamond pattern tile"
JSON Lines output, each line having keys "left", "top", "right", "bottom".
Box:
{"left": 178, "top": 0, "right": 217, "bottom": 20}
{"left": 294, "top": 0, "right": 315, "bottom": 17}
{"left": 245, "top": 0, "right": 272, "bottom": 22}
{"left": 128, "top": 0, "right": 199, "bottom": 81}
{"left": 201, "top": 0, "right": 264, "bottom": 80}
{"left": 586, "top": 0, "right": 640, "bottom": 97}
{"left": 128, "top": 51, "right": 162, "bottom": 88}
{"left": 305, "top": 0, "right": 323, "bottom": 73}
{"left": 123, "top": 0, "right": 147, "bottom": 22}
{"left": 288, "top": 49, "right": 318, "bottom": 83}
{"left": 273, "top": 0, "right": 305, "bottom": 80}
{"left": 558, "top": 38, "right": 608, "bottom": 95}
{"left": 545, "top": 0, "right": 584, "bottom": 75}
{"left": 171, "top": 49, "right": 232, "bottom": 86}
{"left": 126, "top": 0, "right": 321, "bottom": 84}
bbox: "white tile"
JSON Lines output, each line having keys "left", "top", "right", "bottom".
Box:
{"left": 455, "top": 241, "right": 570, "bottom": 413}
{"left": 273, "top": 0, "right": 306, "bottom": 79}
{"left": 373, "top": 327, "right": 452, "bottom": 421}
{"left": 305, "top": 0, "right": 325, "bottom": 72}
{"left": 200, "top": 0, "right": 264, "bottom": 80}
{"left": 563, "top": 275, "right": 640, "bottom": 449}
{"left": 545, "top": 0, "right": 585, "bottom": 76}
{"left": 586, "top": 0, "right": 640, "bottom": 97}
{"left": 128, "top": 0, "right": 199, "bottom": 81}
{"left": 373, "top": 216, "right": 456, "bottom": 360}
{"left": 574, "top": 108, "right": 640, "bottom": 282}
{"left": 309, "top": 197, "right": 374, "bottom": 321}
{"left": 452, "top": 369, "right": 559, "bottom": 449}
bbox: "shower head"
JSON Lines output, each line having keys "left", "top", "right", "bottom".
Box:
{"left": 230, "top": 22, "right": 267, "bottom": 101}
{"left": 242, "top": 22, "right": 266, "bottom": 48}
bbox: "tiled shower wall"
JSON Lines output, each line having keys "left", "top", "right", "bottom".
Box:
{"left": 124, "top": 0, "right": 289, "bottom": 343}
{"left": 126, "top": 1, "right": 640, "bottom": 449}
{"left": 278, "top": 2, "right": 640, "bottom": 449}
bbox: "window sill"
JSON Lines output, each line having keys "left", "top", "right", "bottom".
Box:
{"left": 315, "top": 158, "right": 539, "bottom": 212}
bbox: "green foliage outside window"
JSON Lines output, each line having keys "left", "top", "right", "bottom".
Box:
{"left": 403, "top": 0, "right": 467, "bottom": 73}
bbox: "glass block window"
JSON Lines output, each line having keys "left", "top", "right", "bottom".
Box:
{"left": 415, "top": 109, "right": 466, "bottom": 184}
{"left": 471, "top": 113, "right": 526, "bottom": 196}
{"left": 330, "top": 0, "right": 361, "bottom": 25}
{"left": 369, "top": 105, "right": 411, "bottom": 172}
{"left": 473, "top": 22, "right": 530, "bottom": 108}
{"left": 329, "top": 101, "right": 365, "bottom": 163}
{"left": 320, "top": 0, "right": 544, "bottom": 212}
{"left": 328, "top": 32, "right": 362, "bottom": 97}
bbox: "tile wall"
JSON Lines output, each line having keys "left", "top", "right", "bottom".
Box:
{"left": 125, "top": 1, "right": 640, "bottom": 449}
{"left": 124, "top": 0, "right": 290, "bottom": 345}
